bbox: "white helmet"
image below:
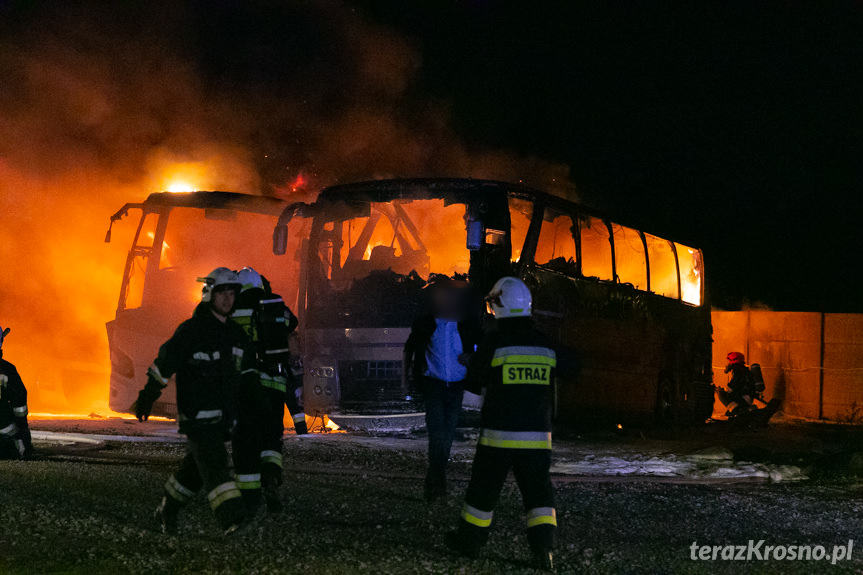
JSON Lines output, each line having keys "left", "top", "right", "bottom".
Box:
{"left": 237, "top": 267, "right": 264, "bottom": 292}
{"left": 198, "top": 267, "right": 241, "bottom": 302}
{"left": 486, "top": 276, "right": 532, "bottom": 319}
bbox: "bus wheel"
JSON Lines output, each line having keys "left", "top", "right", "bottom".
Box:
{"left": 655, "top": 376, "right": 675, "bottom": 425}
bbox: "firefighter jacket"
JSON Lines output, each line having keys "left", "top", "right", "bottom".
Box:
{"left": 147, "top": 302, "right": 250, "bottom": 433}
{"left": 0, "top": 358, "right": 28, "bottom": 436}
{"left": 728, "top": 364, "right": 756, "bottom": 398}
{"left": 231, "top": 288, "right": 299, "bottom": 394}
{"left": 404, "top": 314, "right": 483, "bottom": 382}
{"left": 467, "top": 317, "right": 556, "bottom": 449}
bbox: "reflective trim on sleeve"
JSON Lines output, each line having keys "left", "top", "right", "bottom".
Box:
{"left": 478, "top": 428, "right": 552, "bottom": 450}
{"left": 165, "top": 474, "right": 196, "bottom": 503}
{"left": 490, "top": 346, "right": 557, "bottom": 368}
{"left": 259, "top": 376, "right": 287, "bottom": 393}
{"left": 264, "top": 348, "right": 291, "bottom": 355}
{"left": 208, "top": 481, "right": 243, "bottom": 511}
{"left": 13, "top": 405, "right": 28, "bottom": 417}
{"left": 260, "top": 298, "right": 284, "bottom": 305}
{"left": 235, "top": 473, "right": 262, "bottom": 491}
{"left": 260, "top": 450, "right": 283, "bottom": 468}
{"left": 148, "top": 364, "right": 169, "bottom": 386}
{"left": 291, "top": 413, "right": 306, "bottom": 423}
{"left": 232, "top": 309, "right": 254, "bottom": 318}
{"left": 527, "top": 507, "right": 557, "bottom": 528}
{"left": 196, "top": 409, "right": 223, "bottom": 421}
{"left": 461, "top": 504, "right": 493, "bottom": 528}
{"left": 0, "top": 423, "right": 17, "bottom": 436}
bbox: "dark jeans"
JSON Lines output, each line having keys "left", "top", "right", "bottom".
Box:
{"left": 424, "top": 377, "right": 464, "bottom": 489}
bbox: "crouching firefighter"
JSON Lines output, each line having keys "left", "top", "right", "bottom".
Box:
{"left": 716, "top": 351, "right": 756, "bottom": 418}
{"left": 231, "top": 267, "right": 304, "bottom": 514}
{"left": 0, "top": 324, "right": 34, "bottom": 460}
{"left": 134, "top": 268, "right": 250, "bottom": 536}
{"left": 446, "top": 277, "right": 558, "bottom": 571}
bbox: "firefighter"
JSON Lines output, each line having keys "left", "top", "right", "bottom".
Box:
{"left": 134, "top": 267, "right": 249, "bottom": 536}
{"left": 445, "top": 277, "right": 557, "bottom": 571}
{"left": 0, "top": 324, "right": 34, "bottom": 460}
{"left": 404, "top": 277, "right": 482, "bottom": 502}
{"left": 716, "top": 351, "right": 756, "bottom": 417}
{"left": 231, "top": 267, "right": 304, "bottom": 514}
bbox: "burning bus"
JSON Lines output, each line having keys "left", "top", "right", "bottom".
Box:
{"left": 273, "top": 179, "right": 713, "bottom": 427}
{"left": 105, "top": 179, "right": 712, "bottom": 427}
{"left": 104, "top": 191, "right": 307, "bottom": 417}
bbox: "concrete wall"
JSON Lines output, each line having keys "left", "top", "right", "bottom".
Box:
{"left": 711, "top": 312, "right": 863, "bottom": 421}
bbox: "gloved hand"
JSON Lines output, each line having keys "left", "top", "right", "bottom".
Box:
{"left": 135, "top": 385, "right": 162, "bottom": 422}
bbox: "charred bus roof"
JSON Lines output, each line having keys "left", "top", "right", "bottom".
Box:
{"left": 117, "top": 191, "right": 287, "bottom": 216}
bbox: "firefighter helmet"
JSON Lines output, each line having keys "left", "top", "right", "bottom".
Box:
{"left": 486, "top": 276, "right": 532, "bottom": 319}
{"left": 237, "top": 267, "right": 264, "bottom": 292}
{"left": 198, "top": 267, "right": 241, "bottom": 302}
{"left": 727, "top": 351, "right": 745, "bottom": 365}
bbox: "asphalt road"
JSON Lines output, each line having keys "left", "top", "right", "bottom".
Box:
{"left": 1, "top": 422, "right": 862, "bottom": 574}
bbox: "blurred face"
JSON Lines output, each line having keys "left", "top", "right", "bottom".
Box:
{"left": 210, "top": 286, "right": 237, "bottom": 319}
{"left": 432, "top": 286, "right": 465, "bottom": 320}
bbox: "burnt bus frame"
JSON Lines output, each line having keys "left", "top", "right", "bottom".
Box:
{"left": 278, "top": 179, "right": 712, "bottom": 426}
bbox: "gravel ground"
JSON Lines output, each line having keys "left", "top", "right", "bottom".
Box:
{"left": 2, "top": 434, "right": 863, "bottom": 574}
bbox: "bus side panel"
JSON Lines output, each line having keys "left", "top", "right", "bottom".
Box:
{"left": 524, "top": 268, "right": 711, "bottom": 426}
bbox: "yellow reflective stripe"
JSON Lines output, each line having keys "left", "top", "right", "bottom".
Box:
{"left": 479, "top": 429, "right": 552, "bottom": 450}
{"left": 235, "top": 474, "right": 261, "bottom": 490}
{"left": 208, "top": 482, "right": 242, "bottom": 510}
{"left": 491, "top": 354, "right": 557, "bottom": 368}
{"left": 165, "top": 475, "right": 195, "bottom": 502}
{"left": 461, "top": 504, "right": 493, "bottom": 528}
{"left": 259, "top": 375, "right": 287, "bottom": 393}
{"left": 527, "top": 507, "right": 557, "bottom": 528}
{"left": 491, "top": 346, "right": 556, "bottom": 366}
{"left": 261, "top": 450, "right": 283, "bottom": 468}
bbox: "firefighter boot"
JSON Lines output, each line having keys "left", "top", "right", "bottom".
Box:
{"left": 262, "top": 476, "right": 284, "bottom": 513}
{"left": 154, "top": 495, "right": 180, "bottom": 535}
{"left": 532, "top": 548, "right": 554, "bottom": 572}
{"left": 444, "top": 531, "right": 481, "bottom": 559}
{"left": 241, "top": 488, "right": 264, "bottom": 519}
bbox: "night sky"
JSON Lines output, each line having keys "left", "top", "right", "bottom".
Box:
{"left": 357, "top": 2, "right": 863, "bottom": 313}
{"left": 2, "top": 1, "right": 861, "bottom": 313}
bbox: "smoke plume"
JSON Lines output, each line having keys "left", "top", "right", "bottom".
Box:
{"left": 0, "top": 1, "right": 571, "bottom": 412}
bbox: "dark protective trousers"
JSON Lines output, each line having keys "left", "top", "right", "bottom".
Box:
{"left": 163, "top": 426, "right": 245, "bottom": 530}
{"left": 233, "top": 375, "right": 287, "bottom": 501}
{"left": 423, "top": 378, "right": 464, "bottom": 492}
{"left": 457, "top": 444, "right": 556, "bottom": 552}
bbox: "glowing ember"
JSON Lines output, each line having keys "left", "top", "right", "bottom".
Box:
{"left": 167, "top": 182, "right": 194, "bottom": 193}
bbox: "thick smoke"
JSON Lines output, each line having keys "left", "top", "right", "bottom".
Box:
{"left": 0, "top": 1, "right": 571, "bottom": 412}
